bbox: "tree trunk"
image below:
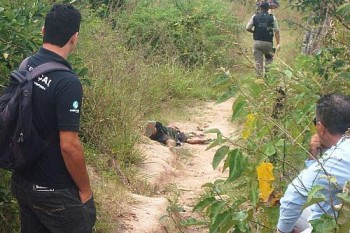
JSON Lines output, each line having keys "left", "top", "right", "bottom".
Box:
{"left": 302, "top": 9, "right": 332, "bottom": 54}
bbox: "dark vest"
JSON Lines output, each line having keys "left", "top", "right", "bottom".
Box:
{"left": 253, "top": 12, "right": 274, "bottom": 42}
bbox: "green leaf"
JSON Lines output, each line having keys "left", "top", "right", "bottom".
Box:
{"left": 212, "top": 146, "right": 230, "bottom": 169}
{"left": 206, "top": 138, "right": 224, "bottom": 150}
{"left": 336, "top": 196, "right": 350, "bottom": 233}
{"left": 337, "top": 192, "right": 350, "bottom": 205}
{"left": 205, "top": 128, "right": 222, "bottom": 135}
{"left": 180, "top": 217, "right": 207, "bottom": 227}
{"left": 337, "top": 3, "right": 350, "bottom": 22}
{"left": 231, "top": 96, "right": 246, "bottom": 120}
{"left": 231, "top": 211, "right": 248, "bottom": 221}
{"left": 214, "top": 73, "right": 230, "bottom": 87}
{"left": 193, "top": 197, "right": 216, "bottom": 212}
{"left": 209, "top": 210, "right": 231, "bottom": 233}
{"left": 309, "top": 214, "right": 337, "bottom": 233}
{"left": 263, "top": 142, "right": 276, "bottom": 157}
{"left": 226, "top": 149, "right": 248, "bottom": 182}
{"left": 249, "top": 181, "right": 259, "bottom": 207}
{"left": 209, "top": 200, "right": 227, "bottom": 221}
{"left": 302, "top": 185, "right": 325, "bottom": 209}
{"left": 216, "top": 86, "right": 236, "bottom": 104}
{"left": 220, "top": 219, "right": 236, "bottom": 233}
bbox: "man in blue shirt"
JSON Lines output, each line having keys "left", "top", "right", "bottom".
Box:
{"left": 277, "top": 93, "right": 350, "bottom": 233}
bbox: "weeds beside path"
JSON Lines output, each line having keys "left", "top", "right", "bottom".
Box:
{"left": 117, "top": 99, "right": 238, "bottom": 233}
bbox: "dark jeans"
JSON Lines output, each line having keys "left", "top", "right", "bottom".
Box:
{"left": 11, "top": 173, "right": 96, "bottom": 233}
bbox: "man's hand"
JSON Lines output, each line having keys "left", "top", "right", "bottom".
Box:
{"left": 60, "top": 131, "right": 93, "bottom": 204}
{"left": 308, "top": 133, "right": 326, "bottom": 160}
{"left": 79, "top": 190, "right": 93, "bottom": 204}
{"left": 276, "top": 44, "right": 281, "bottom": 51}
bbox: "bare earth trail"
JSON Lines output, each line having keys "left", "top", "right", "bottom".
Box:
{"left": 119, "top": 99, "right": 238, "bottom": 233}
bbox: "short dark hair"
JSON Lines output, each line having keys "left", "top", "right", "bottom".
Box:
{"left": 43, "top": 4, "right": 81, "bottom": 47}
{"left": 316, "top": 93, "right": 350, "bottom": 135}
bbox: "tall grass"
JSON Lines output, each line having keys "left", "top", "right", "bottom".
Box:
{"left": 76, "top": 0, "right": 311, "bottom": 231}
{"left": 76, "top": 1, "right": 243, "bottom": 230}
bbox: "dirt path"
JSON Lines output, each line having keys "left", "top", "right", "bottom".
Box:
{"left": 119, "top": 99, "right": 238, "bottom": 233}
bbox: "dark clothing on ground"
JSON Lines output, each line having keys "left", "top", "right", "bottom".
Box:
{"left": 150, "top": 121, "right": 187, "bottom": 146}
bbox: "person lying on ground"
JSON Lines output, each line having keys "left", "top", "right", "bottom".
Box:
{"left": 145, "top": 121, "right": 210, "bottom": 147}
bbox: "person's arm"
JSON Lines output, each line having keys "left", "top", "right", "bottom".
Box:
{"left": 60, "top": 131, "right": 92, "bottom": 203}
{"left": 277, "top": 167, "right": 314, "bottom": 232}
{"left": 275, "top": 31, "right": 280, "bottom": 47}
{"left": 246, "top": 16, "right": 255, "bottom": 33}
{"left": 273, "top": 16, "right": 280, "bottom": 49}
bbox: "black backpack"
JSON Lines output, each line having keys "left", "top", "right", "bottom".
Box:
{"left": 0, "top": 57, "right": 70, "bottom": 171}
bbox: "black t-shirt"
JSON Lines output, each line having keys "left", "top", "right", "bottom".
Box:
{"left": 20, "top": 47, "right": 82, "bottom": 189}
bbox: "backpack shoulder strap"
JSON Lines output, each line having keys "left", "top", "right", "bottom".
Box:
{"left": 19, "top": 57, "right": 30, "bottom": 71}
{"left": 18, "top": 56, "right": 72, "bottom": 80}
{"left": 30, "top": 62, "right": 71, "bottom": 79}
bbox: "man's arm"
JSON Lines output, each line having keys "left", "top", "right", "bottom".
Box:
{"left": 277, "top": 166, "right": 315, "bottom": 233}
{"left": 246, "top": 16, "right": 255, "bottom": 33}
{"left": 60, "top": 131, "right": 92, "bottom": 203}
{"left": 275, "top": 31, "right": 280, "bottom": 46}
{"left": 273, "top": 16, "right": 280, "bottom": 49}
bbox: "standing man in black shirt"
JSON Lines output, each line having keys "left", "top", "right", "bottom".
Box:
{"left": 246, "top": 1, "right": 280, "bottom": 77}
{"left": 11, "top": 4, "right": 96, "bottom": 233}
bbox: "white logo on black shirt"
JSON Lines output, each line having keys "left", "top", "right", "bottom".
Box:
{"left": 70, "top": 101, "right": 80, "bottom": 114}
{"left": 37, "top": 75, "right": 52, "bottom": 87}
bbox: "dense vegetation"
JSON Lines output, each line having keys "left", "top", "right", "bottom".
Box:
{"left": 1, "top": 0, "right": 350, "bottom": 232}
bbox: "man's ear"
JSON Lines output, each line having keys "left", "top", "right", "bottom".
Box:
{"left": 70, "top": 32, "right": 79, "bottom": 45}
{"left": 41, "top": 26, "right": 45, "bottom": 36}
{"left": 318, "top": 121, "right": 327, "bottom": 136}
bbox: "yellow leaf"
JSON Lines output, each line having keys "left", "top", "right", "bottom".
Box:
{"left": 256, "top": 162, "right": 275, "bottom": 203}
{"left": 242, "top": 113, "right": 256, "bottom": 140}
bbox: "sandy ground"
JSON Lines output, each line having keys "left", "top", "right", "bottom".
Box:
{"left": 118, "top": 99, "right": 238, "bottom": 233}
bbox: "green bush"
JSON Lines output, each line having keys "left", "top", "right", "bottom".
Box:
{"left": 116, "top": 0, "right": 241, "bottom": 68}
{"left": 0, "top": 1, "right": 48, "bottom": 87}
{"left": 0, "top": 171, "right": 19, "bottom": 232}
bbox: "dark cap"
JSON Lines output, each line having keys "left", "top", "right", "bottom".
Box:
{"left": 260, "top": 1, "right": 270, "bottom": 9}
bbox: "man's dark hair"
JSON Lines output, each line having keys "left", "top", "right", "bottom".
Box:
{"left": 43, "top": 4, "right": 81, "bottom": 47}
{"left": 316, "top": 93, "right": 350, "bottom": 135}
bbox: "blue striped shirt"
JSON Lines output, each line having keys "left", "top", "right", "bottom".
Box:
{"left": 277, "top": 136, "right": 350, "bottom": 232}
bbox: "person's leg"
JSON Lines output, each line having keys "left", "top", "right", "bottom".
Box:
{"left": 295, "top": 207, "right": 312, "bottom": 232}
{"left": 19, "top": 204, "right": 50, "bottom": 233}
{"left": 262, "top": 42, "right": 274, "bottom": 73}
{"left": 11, "top": 173, "right": 50, "bottom": 233}
{"left": 253, "top": 41, "right": 264, "bottom": 77}
{"left": 31, "top": 187, "right": 96, "bottom": 233}
{"left": 12, "top": 173, "right": 96, "bottom": 233}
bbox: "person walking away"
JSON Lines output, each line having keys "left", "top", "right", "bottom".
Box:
{"left": 276, "top": 93, "right": 350, "bottom": 233}
{"left": 10, "top": 4, "right": 96, "bottom": 233}
{"left": 246, "top": 1, "right": 280, "bottom": 77}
